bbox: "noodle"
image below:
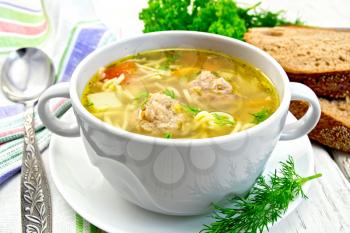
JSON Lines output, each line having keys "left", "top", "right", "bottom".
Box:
{"left": 168, "top": 87, "right": 181, "bottom": 97}
{"left": 138, "top": 73, "right": 158, "bottom": 80}
{"left": 103, "top": 115, "right": 114, "bottom": 125}
{"left": 136, "top": 63, "right": 159, "bottom": 72}
{"left": 102, "top": 78, "right": 117, "bottom": 90}
{"left": 98, "top": 67, "right": 106, "bottom": 80}
{"left": 183, "top": 89, "right": 193, "bottom": 104}
{"left": 122, "top": 89, "right": 134, "bottom": 99}
{"left": 136, "top": 63, "right": 170, "bottom": 76}
{"left": 114, "top": 74, "right": 125, "bottom": 85}
{"left": 231, "top": 121, "right": 242, "bottom": 133}
{"left": 241, "top": 123, "right": 256, "bottom": 130}
{"left": 122, "top": 104, "right": 133, "bottom": 129}
{"left": 115, "top": 85, "right": 123, "bottom": 94}
{"left": 154, "top": 82, "right": 165, "bottom": 90}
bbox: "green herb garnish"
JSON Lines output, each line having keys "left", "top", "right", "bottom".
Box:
{"left": 83, "top": 101, "right": 94, "bottom": 108}
{"left": 139, "top": 0, "right": 301, "bottom": 40}
{"left": 134, "top": 91, "right": 149, "bottom": 107}
{"left": 201, "top": 156, "right": 322, "bottom": 233}
{"left": 160, "top": 52, "right": 179, "bottom": 70}
{"left": 182, "top": 104, "right": 201, "bottom": 116}
{"left": 166, "top": 52, "right": 178, "bottom": 63}
{"left": 252, "top": 108, "right": 270, "bottom": 123}
{"left": 163, "top": 88, "right": 176, "bottom": 99}
{"left": 212, "top": 113, "right": 235, "bottom": 126}
{"left": 159, "top": 62, "right": 169, "bottom": 70}
{"left": 163, "top": 132, "right": 172, "bottom": 139}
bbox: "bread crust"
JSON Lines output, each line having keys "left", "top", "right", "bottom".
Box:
{"left": 289, "top": 100, "right": 350, "bottom": 153}
{"left": 244, "top": 29, "right": 350, "bottom": 72}
{"left": 288, "top": 71, "right": 350, "bottom": 99}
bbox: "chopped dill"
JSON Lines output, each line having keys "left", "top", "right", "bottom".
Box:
{"left": 163, "top": 132, "right": 172, "bottom": 139}
{"left": 134, "top": 91, "right": 149, "bottom": 107}
{"left": 252, "top": 108, "right": 270, "bottom": 123}
{"left": 163, "top": 88, "right": 176, "bottom": 99}
{"left": 159, "top": 51, "right": 179, "bottom": 70}
{"left": 212, "top": 113, "right": 235, "bottom": 126}
{"left": 83, "top": 101, "right": 94, "bottom": 108}
{"left": 182, "top": 104, "right": 201, "bottom": 116}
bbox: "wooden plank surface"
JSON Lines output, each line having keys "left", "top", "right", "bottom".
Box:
{"left": 333, "top": 150, "right": 350, "bottom": 182}
{"left": 270, "top": 144, "right": 350, "bottom": 232}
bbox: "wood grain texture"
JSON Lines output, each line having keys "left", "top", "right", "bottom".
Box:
{"left": 270, "top": 144, "right": 350, "bottom": 233}
{"left": 332, "top": 150, "right": 350, "bottom": 182}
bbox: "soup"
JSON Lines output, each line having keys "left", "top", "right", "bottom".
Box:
{"left": 81, "top": 49, "right": 279, "bottom": 139}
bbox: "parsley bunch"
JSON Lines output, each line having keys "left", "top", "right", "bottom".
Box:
{"left": 139, "top": 0, "right": 301, "bottom": 40}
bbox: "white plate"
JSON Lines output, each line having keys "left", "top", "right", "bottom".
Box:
{"left": 49, "top": 111, "right": 314, "bottom": 233}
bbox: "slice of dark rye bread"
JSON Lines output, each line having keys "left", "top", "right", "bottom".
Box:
{"left": 244, "top": 26, "right": 350, "bottom": 98}
{"left": 289, "top": 99, "right": 350, "bottom": 153}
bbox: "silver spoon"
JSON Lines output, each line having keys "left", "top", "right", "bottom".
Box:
{"left": 1, "top": 48, "right": 54, "bottom": 233}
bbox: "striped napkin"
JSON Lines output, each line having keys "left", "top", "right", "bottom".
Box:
{"left": 0, "top": 0, "right": 118, "bottom": 232}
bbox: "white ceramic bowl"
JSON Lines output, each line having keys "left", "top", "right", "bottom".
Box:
{"left": 38, "top": 31, "right": 320, "bottom": 215}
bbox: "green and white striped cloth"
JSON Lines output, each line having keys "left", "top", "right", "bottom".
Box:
{"left": 0, "top": 0, "right": 118, "bottom": 232}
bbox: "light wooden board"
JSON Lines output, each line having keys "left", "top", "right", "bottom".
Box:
{"left": 333, "top": 150, "right": 350, "bottom": 182}
{"left": 270, "top": 144, "right": 350, "bottom": 232}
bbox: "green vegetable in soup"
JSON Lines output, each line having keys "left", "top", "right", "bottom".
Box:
{"left": 163, "top": 88, "right": 176, "bottom": 99}
{"left": 134, "top": 91, "right": 149, "bottom": 107}
{"left": 201, "top": 156, "right": 321, "bottom": 233}
{"left": 159, "top": 51, "right": 179, "bottom": 70}
{"left": 139, "top": 0, "right": 302, "bottom": 40}
{"left": 81, "top": 48, "right": 279, "bottom": 139}
{"left": 212, "top": 113, "right": 235, "bottom": 126}
{"left": 252, "top": 108, "right": 270, "bottom": 124}
{"left": 163, "top": 132, "right": 173, "bottom": 139}
{"left": 182, "top": 104, "right": 201, "bottom": 116}
{"left": 83, "top": 101, "right": 94, "bottom": 108}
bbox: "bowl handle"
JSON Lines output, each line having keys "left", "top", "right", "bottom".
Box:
{"left": 38, "top": 82, "right": 80, "bottom": 137}
{"left": 280, "top": 82, "right": 321, "bottom": 140}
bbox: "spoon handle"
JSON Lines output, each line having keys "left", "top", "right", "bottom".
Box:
{"left": 21, "top": 104, "right": 52, "bottom": 233}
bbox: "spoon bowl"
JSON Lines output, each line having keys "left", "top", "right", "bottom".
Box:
{"left": 1, "top": 47, "right": 55, "bottom": 103}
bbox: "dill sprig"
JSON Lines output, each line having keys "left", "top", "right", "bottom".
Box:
{"left": 201, "top": 156, "right": 322, "bottom": 233}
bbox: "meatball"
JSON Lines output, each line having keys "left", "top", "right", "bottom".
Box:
{"left": 189, "top": 71, "right": 237, "bottom": 110}
{"left": 190, "top": 71, "right": 232, "bottom": 94}
{"left": 138, "top": 93, "right": 182, "bottom": 133}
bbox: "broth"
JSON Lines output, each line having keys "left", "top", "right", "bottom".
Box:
{"left": 81, "top": 49, "right": 279, "bottom": 139}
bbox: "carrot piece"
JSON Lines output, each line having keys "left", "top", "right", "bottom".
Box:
{"left": 102, "top": 61, "right": 136, "bottom": 81}
{"left": 172, "top": 67, "right": 200, "bottom": 77}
